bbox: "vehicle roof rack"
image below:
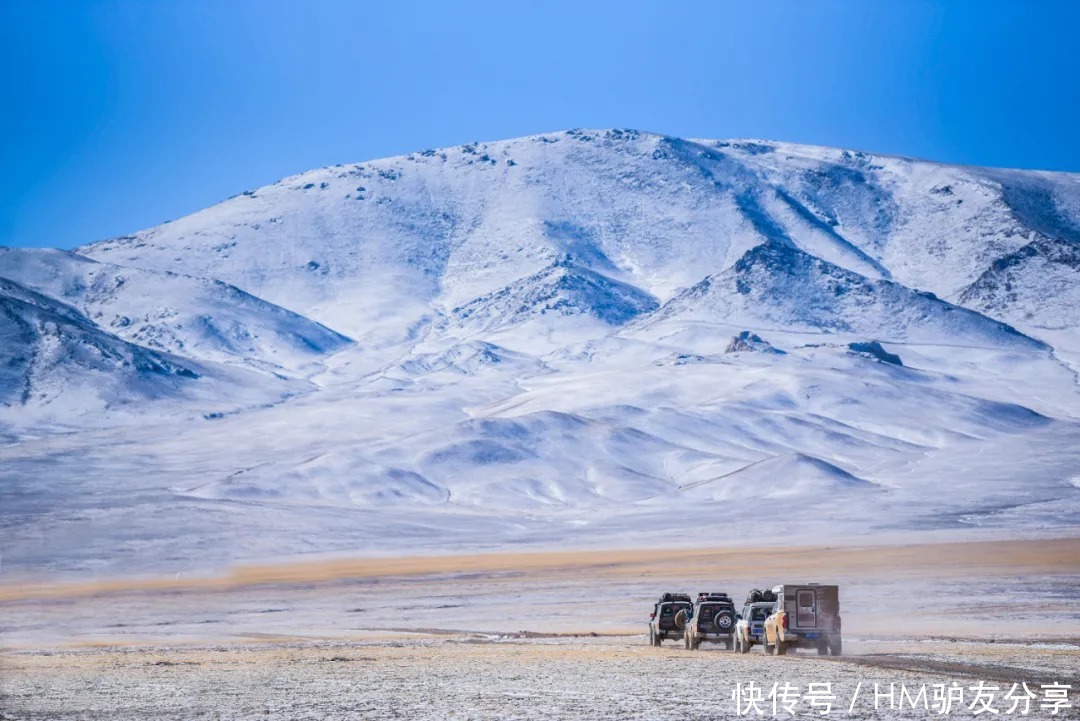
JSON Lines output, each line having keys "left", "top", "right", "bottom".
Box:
{"left": 745, "top": 588, "right": 778, "bottom": 604}
{"left": 697, "top": 592, "right": 730, "bottom": 601}
{"left": 658, "top": 592, "right": 692, "bottom": 603}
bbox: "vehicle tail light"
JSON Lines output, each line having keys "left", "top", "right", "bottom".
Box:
{"left": 782, "top": 613, "right": 788, "bottom": 630}
{"left": 650, "top": 613, "right": 655, "bottom": 619}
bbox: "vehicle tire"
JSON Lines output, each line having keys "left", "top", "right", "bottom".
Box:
{"left": 817, "top": 642, "right": 829, "bottom": 655}
{"left": 762, "top": 632, "right": 772, "bottom": 655}
{"left": 713, "top": 609, "right": 736, "bottom": 635}
{"left": 733, "top": 636, "right": 741, "bottom": 653}
{"left": 774, "top": 638, "right": 786, "bottom": 656}
{"left": 684, "top": 633, "right": 690, "bottom": 650}
{"left": 830, "top": 639, "right": 842, "bottom": 656}
{"left": 648, "top": 627, "right": 655, "bottom": 646}
{"left": 743, "top": 637, "right": 752, "bottom": 654}
{"left": 692, "top": 637, "right": 700, "bottom": 651}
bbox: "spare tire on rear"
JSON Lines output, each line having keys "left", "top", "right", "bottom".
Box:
{"left": 674, "top": 609, "right": 687, "bottom": 631}
{"left": 713, "top": 609, "right": 736, "bottom": 633}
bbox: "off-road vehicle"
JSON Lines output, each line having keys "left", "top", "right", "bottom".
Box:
{"left": 762, "top": 583, "right": 841, "bottom": 656}
{"left": 647, "top": 592, "right": 692, "bottom": 647}
{"left": 734, "top": 590, "right": 776, "bottom": 653}
{"left": 682, "top": 592, "right": 738, "bottom": 650}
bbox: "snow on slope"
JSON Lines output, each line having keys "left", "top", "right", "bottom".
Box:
{"left": 0, "top": 277, "right": 309, "bottom": 430}
{"left": 2, "top": 330, "right": 1075, "bottom": 576}
{"left": 79, "top": 130, "right": 1080, "bottom": 344}
{"left": 447, "top": 257, "right": 659, "bottom": 348}
{"left": 0, "top": 247, "right": 351, "bottom": 375}
{"left": 2, "top": 129, "right": 1079, "bottom": 575}
{"left": 675, "top": 452, "right": 882, "bottom": 501}
{"left": 0, "top": 277, "right": 197, "bottom": 411}
{"left": 644, "top": 239, "right": 1045, "bottom": 349}
{"left": 958, "top": 236, "right": 1080, "bottom": 332}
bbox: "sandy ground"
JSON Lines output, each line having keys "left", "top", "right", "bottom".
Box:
{"left": 1, "top": 537, "right": 1078, "bottom": 719}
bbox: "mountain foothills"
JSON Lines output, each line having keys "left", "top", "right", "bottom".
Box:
{"left": 2, "top": 130, "right": 1079, "bottom": 575}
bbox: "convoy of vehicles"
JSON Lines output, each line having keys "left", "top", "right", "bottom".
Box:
{"left": 649, "top": 584, "right": 842, "bottom": 656}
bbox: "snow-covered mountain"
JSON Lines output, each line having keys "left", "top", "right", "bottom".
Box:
{"left": 78, "top": 130, "right": 1080, "bottom": 339}
{"left": 644, "top": 239, "right": 1044, "bottom": 348}
{"left": 2, "top": 129, "right": 1079, "bottom": 576}
{"left": 0, "top": 276, "right": 198, "bottom": 409}
{"left": 0, "top": 248, "right": 351, "bottom": 375}
{"left": 0, "top": 274, "right": 314, "bottom": 430}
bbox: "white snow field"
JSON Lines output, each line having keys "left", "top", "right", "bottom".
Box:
{"left": 1, "top": 129, "right": 1079, "bottom": 577}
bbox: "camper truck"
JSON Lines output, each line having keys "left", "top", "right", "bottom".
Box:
{"left": 762, "top": 583, "right": 841, "bottom": 655}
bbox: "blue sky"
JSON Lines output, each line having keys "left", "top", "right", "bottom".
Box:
{"left": 2, "top": 0, "right": 1078, "bottom": 248}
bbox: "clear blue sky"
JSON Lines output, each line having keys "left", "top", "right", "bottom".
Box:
{"left": 2, "top": 0, "right": 1078, "bottom": 249}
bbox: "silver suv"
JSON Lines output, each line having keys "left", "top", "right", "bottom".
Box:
{"left": 734, "top": 601, "right": 775, "bottom": 653}
{"left": 683, "top": 592, "right": 738, "bottom": 650}
{"left": 647, "top": 593, "right": 693, "bottom": 647}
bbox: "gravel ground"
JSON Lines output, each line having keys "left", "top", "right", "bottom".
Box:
{"left": 2, "top": 636, "right": 1078, "bottom": 720}
{"left": 3, "top": 539, "right": 1077, "bottom": 719}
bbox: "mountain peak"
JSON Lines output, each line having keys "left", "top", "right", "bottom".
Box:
{"left": 450, "top": 258, "right": 659, "bottom": 333}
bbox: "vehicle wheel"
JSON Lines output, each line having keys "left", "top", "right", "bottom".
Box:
{"left": 684, "top": 633, "right": 690, "bottom": 650}
{"left": 817, "top": 642, "right": 829, "bottom": 655}
{"left": 762, "top": 633, "right": 772, "bottom": 655}
{"left": 774, "top": 638, "right": 786, "bottom": 656}
{"left": 648, "top": 627, "right": 655, "bottom": 646}
{"left": 830, "top": 639, "right": 842, "bottom": 656}
{"left": 733, "top": 636, "right": 741, "bottom": 653}
{"left": 743, "top": 638, "right": 752, "bottom": 654}
{"left": 714, "top": 609, "right": 736, "bottom": 634}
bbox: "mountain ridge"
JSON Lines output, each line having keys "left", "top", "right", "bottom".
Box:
{"left": 2, "top": 128, "right": 1079, "bottom": 575}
